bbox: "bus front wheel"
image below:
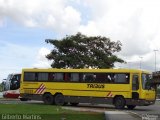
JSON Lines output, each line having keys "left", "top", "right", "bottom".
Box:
{"left": 54, "top": 94, "right": 65, "bottom": 106}
{"left": 127, "top": 105, "right": 136, "bottom": 110}
{"left": 43, "top": 93, "right": 54, "bottom": 105}
{"left": 70, "top": 103, "right": 79, "bottom": 106}
{"left": 114, "top": 96, "right": 125, "bottom": 109}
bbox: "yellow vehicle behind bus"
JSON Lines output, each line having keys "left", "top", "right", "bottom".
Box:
{"left": 20, "top": 68, "right": 156, "bottom": 109}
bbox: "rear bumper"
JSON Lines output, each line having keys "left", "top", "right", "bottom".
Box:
{"left": 20, "top": 93, "right": 42, "bottom": 101}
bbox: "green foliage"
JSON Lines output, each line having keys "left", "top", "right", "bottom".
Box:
{"left": 0, "top": 83, "right": 2, "bottom": 92}
{"left": 46, "top": 32, "right": 124, "bottom": 68}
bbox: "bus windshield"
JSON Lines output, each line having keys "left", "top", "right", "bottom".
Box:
{"left": 142, "top": 74, "right": 153, "bottom": 90}
{"left": 10, "top": 74, "right": 21, "bottom": 90}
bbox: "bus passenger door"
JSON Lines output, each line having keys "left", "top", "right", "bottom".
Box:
{"left": 132, "top": 74, "right": 139, "bottom": 99}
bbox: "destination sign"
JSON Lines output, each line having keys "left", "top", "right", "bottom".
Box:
{"left": 87, "top": 83, "right": 105, "bottom": 88}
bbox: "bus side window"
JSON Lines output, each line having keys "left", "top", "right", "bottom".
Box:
{"left": 132, "top": 75, "right": 139, "bottom": 90}
{"left": 107, "top": 74, "right": 115, "bottom": 83}
{"left": 114, "top": 74, "right": 129, "bottom": 83}
{"left": 64, "top": 73, "right": 70, "bottom": 82}
{"left": 24, "top": 72, "right": 36, "bottom": 81}
{"left": 83, "top": 74, "right": 95, "bottom": 82}
{"left": 95, "top": 73, "right": 107, "bottom": 83}
{"left": 106, "top": 74, "right": 111, "bottom": 83}
{"left": 70, "top": 73, "right": 79, "bottom": 82}
{"left": 48, "top": 73, "right": 55, "bottom": 81}
{"left": 79, "top": 73, "right": 83, "bottom": 82}
{"left": 38, "top": 73, "right": 48, "bottom": 81}
{"left": 54, "top": 73, "right": 64, "bottom": 81}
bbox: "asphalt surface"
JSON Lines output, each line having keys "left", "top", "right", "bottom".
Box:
{"left": 0, "top": 99, "right": 160, "bottom": 120}
{"left": 0, "top": 98, "right": 43, "bottom": 104}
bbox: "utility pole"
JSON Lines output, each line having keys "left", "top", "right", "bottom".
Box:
{"left": 154, "top": 50, "right": 158, "bottom": 71}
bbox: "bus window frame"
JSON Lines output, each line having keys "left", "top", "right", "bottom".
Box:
{"left": 23, "top": 72, "right": 130, "bottom": 84}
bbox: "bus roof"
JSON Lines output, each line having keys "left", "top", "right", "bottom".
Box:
{"left": 22, "top": 68, "right": 150, "bottom": 74}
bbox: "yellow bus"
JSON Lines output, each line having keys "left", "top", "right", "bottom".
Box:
{"left": 20, "top": 68, "right": 156, "bottom": 109}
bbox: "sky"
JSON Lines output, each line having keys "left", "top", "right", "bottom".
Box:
{"left": 1, "top": 0, "right": 160, "bottom": 82}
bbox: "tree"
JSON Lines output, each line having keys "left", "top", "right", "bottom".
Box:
{"left": 45, "top": 32, "right": 124, "bottom": 68}
{"left": 0, "top": 83, "right": 2, "bottom": 92}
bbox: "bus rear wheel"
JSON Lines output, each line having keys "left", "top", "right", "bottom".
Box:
{"left": 114, "top": 96, "right": 125, "bottom": 109}
{"left": 54, "top": 94, "right": 65, "bottom": 106}
{"left": 20, "top": 98, "right": 28, "bottom": 101}
{"left": 70, "top": 103, "right": 79, "bottom": 106}
{"left": 127, "top": 105, "right": 136, "bottom": 110}
{"left": 43, "top": 93, "right": 54, "bottom": 105}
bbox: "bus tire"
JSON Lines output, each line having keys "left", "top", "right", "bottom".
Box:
{"left": 63, "top": 102, "right": 68, "bottom": 106}
{"left": 114, "top": 96, "right": 125, "bottom": 109}
{"left": 127, "top": 105, "right": 136, "bottom": 110}
{"left": 70, "top": 103, "right": 79, "bottom": 106}
{"left": 54, "top": 94, "right": 65, "bottom": 106}
{"left": 20, "top": 98, "right": 28, "bottom": 101}
{"left": 43, "top": 93, "right": 54, "bottom": 105}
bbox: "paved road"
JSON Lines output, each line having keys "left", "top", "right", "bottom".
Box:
{"left": 132, "top": 101, "right": 160, "bottom": 118}
{"left": 0, "top": 98, "right": 43, "bottom": 104}
{"left": 64, "top": 101, "right": 160, "bottom": 119}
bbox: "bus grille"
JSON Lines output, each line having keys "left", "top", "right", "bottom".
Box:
{"left": 24, "top": 89, "right": 33, "bottom": 94}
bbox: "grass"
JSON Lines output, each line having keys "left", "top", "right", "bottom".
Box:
{"left": 0, "top": 104, "right": 105, "bottom": 120}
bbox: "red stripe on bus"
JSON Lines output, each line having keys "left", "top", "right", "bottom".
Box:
{"left": 107, "top": 91, "right": 113, "bottom": 97}
{"left": 35, "top": 83, "right": 43, "bottom": 94}
{"left": 36, "top": 84, "right": 45, "bottom": 94}
{"left": 39, "top": 87, "right": 46, "bottom": 94}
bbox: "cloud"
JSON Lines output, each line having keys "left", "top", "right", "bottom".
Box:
{"left": 78, "top": 0, "right": 160, "bottom": 71}
{"left": 1, "top": 0, "right": 160, "bottom": 72}
{"left": 0, "top": 0, "right": 81, "bottom": 34}
{"left": 33, "top": 47, "right": 52, "bottom": 68}
{"left": 0, "top": 18, "right": 4, "bottom": 27}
